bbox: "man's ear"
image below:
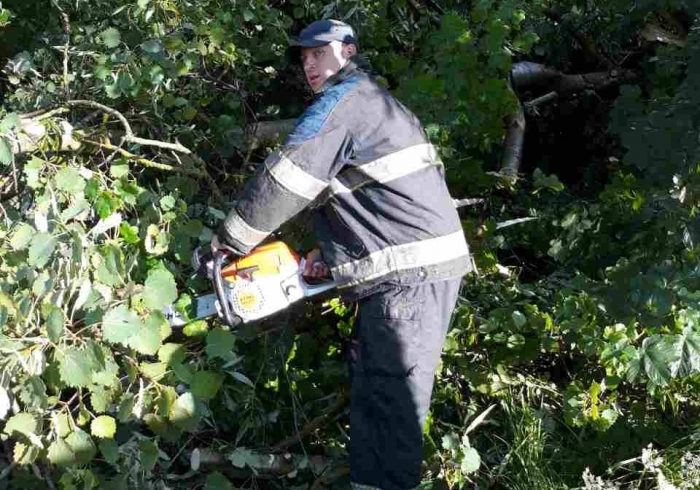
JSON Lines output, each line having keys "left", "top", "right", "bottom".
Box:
{"left": 343, "top": 43, "right": 357, "bottom": 58}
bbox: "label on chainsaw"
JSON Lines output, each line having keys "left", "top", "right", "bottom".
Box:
{"left": 235, "top": 287, "right": 261, "bottom": 313}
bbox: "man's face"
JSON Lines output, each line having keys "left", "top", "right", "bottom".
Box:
{"left": 301, "top": 41, "right": 352, "bottom": 93}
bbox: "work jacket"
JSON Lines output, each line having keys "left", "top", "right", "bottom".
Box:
{"left": 220, "top": 60, "right": 473, "bottom": 299}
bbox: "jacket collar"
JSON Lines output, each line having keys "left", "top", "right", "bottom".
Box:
{"left": 315, "top": 58, "right": 361, "bottom": 95}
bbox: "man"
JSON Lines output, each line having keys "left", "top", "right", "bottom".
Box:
{"left": 211, "top": 19, "right": 473, "bottom": 490}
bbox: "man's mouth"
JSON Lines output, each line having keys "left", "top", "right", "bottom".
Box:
{"left": 308, "top": 74, "right": 320, "bottom": 85}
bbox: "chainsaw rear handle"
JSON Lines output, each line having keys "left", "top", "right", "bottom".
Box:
{"left": 212, "top": 250, "right": 242, "bottom": 327}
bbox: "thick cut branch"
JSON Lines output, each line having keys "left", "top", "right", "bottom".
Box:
{"left": 194, "top": 448, "right": 330, "bottom": 477}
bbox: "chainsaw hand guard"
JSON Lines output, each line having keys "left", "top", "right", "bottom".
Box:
{"left": 212, "top": 250, "right": 242, "bottom": 327}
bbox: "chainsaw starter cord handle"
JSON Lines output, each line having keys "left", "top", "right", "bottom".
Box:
{"left": 212, "top": 250, "right": 240, "bottom": 327}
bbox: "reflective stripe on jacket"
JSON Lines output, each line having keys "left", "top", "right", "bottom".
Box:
{"left": 220, "top": 60, "right": 473, "bottom": 298}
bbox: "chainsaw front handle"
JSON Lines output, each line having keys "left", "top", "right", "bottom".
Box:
{"left": 212, "top": 250, "right": 241, "bottom": 327}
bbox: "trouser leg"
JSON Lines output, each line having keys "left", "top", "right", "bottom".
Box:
{"left": 348, "top": 279, "right": 461, "bottom": 490}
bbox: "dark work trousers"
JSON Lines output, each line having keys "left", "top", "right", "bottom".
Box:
{"left": 347, "top": 279, "right": 462, "bottom": 490}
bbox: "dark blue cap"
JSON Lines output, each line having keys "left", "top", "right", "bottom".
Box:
{"left": 291, "top": 19, "right": 358, "bottom": 48}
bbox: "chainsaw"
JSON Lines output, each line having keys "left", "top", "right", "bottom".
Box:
{"left": 162, "top": 241, "right": 338, "bottom": 327}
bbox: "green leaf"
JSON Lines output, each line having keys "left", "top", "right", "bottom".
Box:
{"left": 229, "top": 447, "right": 254, "bottom": 468}
{"left": 143, "top": 268, "right": 177, "bottom": 310}
{"left": 117, "top": 395, "right": 135, "bottom": 423}
{"left": 507, "top": 333, "right": 525, "bottom": 349}
{"left": 24, "top": 157, "right": 44, "bottom": 189}
{"left": 183, "top": 319, "right": 209, "bottom": 337}
{"left": 243, "top": 9, "right": 255, "bottom": 22}
{"left": 119, "top": 222, "right": 140, "bottom": 243}
{"left": 102, "top": 305, "right": 142, "bottom": 345}
{"left": 670, "top": 326, "right": 700, "bottom": 377}
{"left": 140, "top": 362, "right": 167, "bottom": 380}
{"left": 169, "top": 392, "right": 198, "bottom": 430}
{"left": 91, "top": 415, "right": 116, "bottom": 439}
{"left": 158, "top": 343, "right": 186, "bottom": 365}
{"left": 205, "top": 472, "right": 235, "bottom": 490}
{"left": 28, "top": 232, "right": 56, "bottom": 268}
{"left": 142, "top": 39, "right": 163, "bottom": 53}
{"left": 13, "top": 442, "right": 40, "bottom": 465}
{"left": 60, "top": 198, "right": 90, "bottom": 223}
{"left": 0, "top": 113, "right": 20, "bottom": 133}
{"left": 10, "top": 223, "right": 35, "bottom": 250}
{"left": 511, "top": 310, "right": 527, "bottom": 328}
{"left": 19, "top": 376, "right": 48, "bottom": 409}
{"left": 90, "top": 386, "right": 113, "bottom": 413}
{"left": 101, "top": 27, "right": 121, "bottom": 48}
{"left": 159, "top": 194, "right": 176, "bottom": 211}
{"left": 46, "top": 306, "right": 65, "bottom": 343}
{"left": 191, "top": 371, "right": 224, "bottom": 401}
{"left": 0, "top": 136, "right": 12, "bottom": 165}
{"left": 110, "top": 162, "right": 129, "bottom": 178}
{"left": 99, "top": 439, "right": 119, "bottom": 465}
{"left": 48, "top": 438, "right": 76, "bottom": 466}
{"left": 65, "top": 429, "right": 97, "bottom": 465}
{"left": 205, "top": 329, "right": 235, "bottom": 360}
{"left": 32, "top": 271, "right": 52, "bottom": 297}
{"left": 92, "top": 346, "right": 119, "bottom": 386}
{"left": 94, "top": 64, "right": 110, "bottom": 80}
{"left": 460, "top": 446, "right": 481, "bottom": 475}
{"left": 533, "top": 168, "right": 564, "bottom": 193}
{"left": 3, "top": 412, "right": 39, "bottom": 437}
{"left": 55, "top": 167, "right": 86, "bottom": 194}
{"left": 58, "top": 346, "right": 95, "bottom": 387}
{"left": 637, "top": 335, "right": 678, "bottom": 387}
{"left": 139, "top": 440, "right": 159, "bottom": 471}
{"left": 128, "top": 317, "right": 162, "bottom": 355}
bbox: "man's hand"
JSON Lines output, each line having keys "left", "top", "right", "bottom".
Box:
{"left": 303, "top": 248, "right": 330, "bottom": 279}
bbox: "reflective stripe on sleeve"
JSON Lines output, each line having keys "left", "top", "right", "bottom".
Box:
{"left": 267, "top": 152, "right": 328, "bottom": 201}
{"left": 222, "top": 208, "right": 270, "bottom": 247}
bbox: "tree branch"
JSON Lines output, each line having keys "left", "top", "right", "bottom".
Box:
{"left": 81, "top": 139, "right": 206, "bottom": 178}
{"left": 65, "top": 100, "right": 192, "bottom": 154}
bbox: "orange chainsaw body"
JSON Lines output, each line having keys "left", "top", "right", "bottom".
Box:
{"left": 221, "top": 241, "right": 301, "bottom": 282}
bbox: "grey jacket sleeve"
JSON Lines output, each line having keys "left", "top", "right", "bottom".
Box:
{"left": 219, "top": 97, "right": 352, "bottom": 254}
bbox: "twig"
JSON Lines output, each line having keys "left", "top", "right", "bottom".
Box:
{"left": 270, "top": 392, "right": 349, "bottom": 453}
{"left": 51, "top": 0, "right": 71, "bottom": 97}
{"left": 19, "top": 107, "right": 70, "bottom": 122}
{"left": 496, "top": 216, "right": 539, "bottom": 230}
{"left": 65, "top": 100, "right": 192, "bottom": 154}
{"left": 81, "top": 139, "right": 206, "bottom": 178}
{"left": 453, "top": 197, "right": 485, "bottom": 208}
